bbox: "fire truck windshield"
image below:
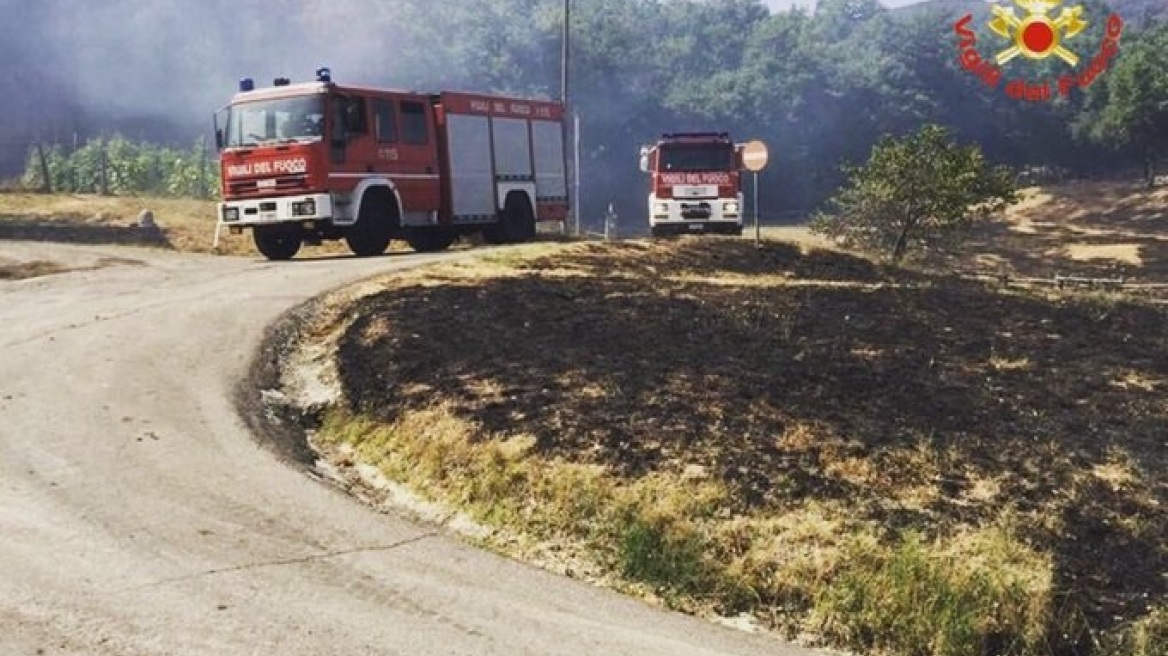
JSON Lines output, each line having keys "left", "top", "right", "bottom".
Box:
{"left": 224, "top": 95, "right": 325, "bottom": 147}
{"left": 658, "top": 144, "right": 735, "bottom": 172}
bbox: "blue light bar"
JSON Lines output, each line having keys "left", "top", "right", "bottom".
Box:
{"left": 239, "top": 77, "right": 255, "bottom": 92}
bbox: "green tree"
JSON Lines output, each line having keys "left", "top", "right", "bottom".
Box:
{"left": 1079, "top": 21, "right": 1168, "bottom": 186}
{"left": 810, "top": 124, "right": 1018, "bottom": 263}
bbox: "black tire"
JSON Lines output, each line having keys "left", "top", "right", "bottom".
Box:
{"left": 513, "top": 194, "right": 536, "bottom": 242}
{"left": 483, "top": 193, "right": 535, "bottom": 244}
{"left": 345, "top": 191, "right": 395, "bottom": 257}
{"left": 405, "top": 227, "right": 457, "bottom": 253}
{"left": 253, "top": 225, "right": 302, "bottom": 260}
{"left": 478, "top": 212, "right": 511, "bottom": 245}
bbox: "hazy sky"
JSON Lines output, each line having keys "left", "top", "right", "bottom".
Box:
{"left": 761, "top": 0, "right": 933, "bottom": 10}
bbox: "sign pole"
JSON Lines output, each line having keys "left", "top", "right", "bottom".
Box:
{"left": 739, "top": 139, "right": 769, "bottom": 247}
{"left": 753, "top": 171, "right": 760, "bottom": 247}
{"left": 573, "top": 112, "right": 581, "bottom": 236}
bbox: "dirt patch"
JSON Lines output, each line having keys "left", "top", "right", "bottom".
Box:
{"left": 0, "top": 254, "right": 144, "bottom": 281}
{"left": 0, "top": 259, "right": 72, "bottom": 280}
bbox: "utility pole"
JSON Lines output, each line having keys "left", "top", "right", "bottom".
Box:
{"left": 560, "top": 0, "right": 581, "bottom": 236}
{"left": 561, "top": 0, "right": 570, "bottom": 107}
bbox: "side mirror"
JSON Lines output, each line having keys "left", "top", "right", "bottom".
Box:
{"left": 213, "top": 107, "right": 228, "bottom": 150}
{"left": 638, "top": 146, "right": 651, "bottom": 173}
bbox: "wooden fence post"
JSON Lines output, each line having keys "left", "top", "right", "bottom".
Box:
{"left": 35, "top": 143, "right": 52, "bottom": 194}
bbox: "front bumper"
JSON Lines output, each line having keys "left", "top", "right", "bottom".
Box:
{"left": 218, "top": 193, "right": 333, "bottom": 227}
{"left": 648, "top": 194, "right": 743, "bottom": 229}
{"left": 651, "top": 222, "right": 742, "bottom": 236}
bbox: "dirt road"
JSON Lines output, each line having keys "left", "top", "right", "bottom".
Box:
{"left": 0, "top": 241, "right": 819, "bottom": 656}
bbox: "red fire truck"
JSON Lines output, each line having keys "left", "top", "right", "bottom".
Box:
{"left": 638, "top": 132, "right": 743, "bottom": 237}
{"left": 213, "top": 68, "right": 569, "bottom": 260}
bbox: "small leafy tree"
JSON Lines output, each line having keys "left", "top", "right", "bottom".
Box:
{"left": 810, "top": 124, "right": 1017, "bottom": 264}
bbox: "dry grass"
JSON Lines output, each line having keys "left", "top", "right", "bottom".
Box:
{"left": 0, "top": 192, "right": 221, "bottom": 252}
{"left": 310, "top": 219, "right": 1167, "bottom": 655}
{"left": 922, "top": 180, "right": 1168, "bottom": 283}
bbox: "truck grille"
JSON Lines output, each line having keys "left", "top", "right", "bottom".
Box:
{"left": 228, "top": 175, "right": 309, "bottom": 197}
{"left": 680, "top": 202, "right": 712, "bottom": 219}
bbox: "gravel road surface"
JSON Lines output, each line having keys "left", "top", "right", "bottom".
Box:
{"left": 0, "top": 241, "right": 826, "bottom": 656}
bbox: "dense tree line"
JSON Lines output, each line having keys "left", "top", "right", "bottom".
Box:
{"left": 4, "top": 0, "right": 1165, "bottom": 227}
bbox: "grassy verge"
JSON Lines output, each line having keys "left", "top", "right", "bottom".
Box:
{"left": 320, "top": 405, "right": 1056, "bottom": 656}
{"left": 0, "top": 191, "right": 359, "bottom": 257}
{"left": 304, "top": 235, "right": 1166, "bottom": 656}
{"left": 0, "top": 191, "right": 223, "bottom": 252}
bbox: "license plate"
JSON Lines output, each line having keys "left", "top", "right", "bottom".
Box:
{"left": 689, "top": 223, "right": 704, "bottom": 231}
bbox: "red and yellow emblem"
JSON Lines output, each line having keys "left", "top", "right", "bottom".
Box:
{"left": 989, "top": 0, "right": 1088, "bottom": 66}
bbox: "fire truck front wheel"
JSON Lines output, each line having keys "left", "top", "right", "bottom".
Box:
{"left": 253, "top": 225, "right": 302, "bottom": 261}
{"left": 346, "top": 191, "right": 396, "bottom": 257}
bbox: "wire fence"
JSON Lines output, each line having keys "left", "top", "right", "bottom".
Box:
{"left": 958, "top": 270, "right": 1168, "bottom": 294}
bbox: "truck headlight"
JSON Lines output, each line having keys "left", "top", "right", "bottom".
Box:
{"left": 223, "top": 207, "right": 239, "bottom": 222}
{"left": 656, "top": 203, "right": 669, "bottom": 214}
{"left": 723, "top": 201, "right": 739, "bottom": 214}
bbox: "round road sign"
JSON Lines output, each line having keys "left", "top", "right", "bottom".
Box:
{"left": 741, "top": 140, "right": 769, "bottom": 172}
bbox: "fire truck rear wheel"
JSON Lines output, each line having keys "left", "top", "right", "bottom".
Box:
{"left": 405, "top": 227, "right": 457, "bottom": 253}
{"left": 253, "top": 226, "right": 302, "bottom": 261}
{"left": 484, "top": 193, "right": 535, "bottom": 244}
{"left": 513, "top": 195, "right": 536, "bottom": 242}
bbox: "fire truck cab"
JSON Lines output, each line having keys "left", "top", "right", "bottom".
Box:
{"left": 213, "top": 68, "right": 569, "bottom": 260}
{"left": 638, "top": 132, "right": 743, "bottom": 237}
